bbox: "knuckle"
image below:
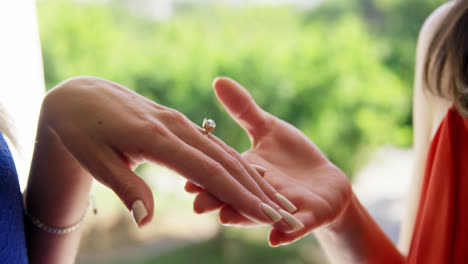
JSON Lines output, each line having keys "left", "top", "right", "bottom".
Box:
{"left": 162, "top": 109, "right": 186, "bottom": 122}
{"left": 142, "top": 120, "right": 169, "bottom": 138}
{"left": 166, "top": 108, "right": 180, "bottom": 118}
{"left": 158, "top": 109, "right": 193, "bottom": 131}
{"left": 204, "top": 161, "right": 225, "bottom": 175}
{"left": 225, "top": 145, "right": 240, "bottom": 159}
{"left": 220, "top": 147, "right": 252, "bottom": 174}
{"left": 223, "top": 155, "right": 244, "bottom": 173}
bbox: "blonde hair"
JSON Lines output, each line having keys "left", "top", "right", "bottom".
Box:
{"left": 0, "top": 103, "right": 18, "bottom": 149}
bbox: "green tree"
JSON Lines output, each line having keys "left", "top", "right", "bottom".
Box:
{"left": 37, "top": 0, "right": 441, "bottom": 176}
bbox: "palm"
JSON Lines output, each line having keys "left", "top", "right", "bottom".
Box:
{"left": 242, "top": 117, "right": 351, "bottom": 244}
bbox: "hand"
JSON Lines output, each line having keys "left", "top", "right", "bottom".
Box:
{"left": 185, "top": 77, "right": 352, "bottom": 246}
{"left": 37, "top": 76, "right": 293, "bottom": 229}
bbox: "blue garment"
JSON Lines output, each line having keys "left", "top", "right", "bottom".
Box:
{"left": 0, "top": 133, "right": 28, "bottom": 263}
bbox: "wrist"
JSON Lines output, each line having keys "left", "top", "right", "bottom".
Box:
{"left": 313, "top": 190, "right": 404, "bottom": 263}
{"left": 39, "top": 76, "right": 88, "bottom": 131}
{"left": 25, "top": 112, "right": 92, "bottom": 228}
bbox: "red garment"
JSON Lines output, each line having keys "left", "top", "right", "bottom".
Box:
{"left": 408, "top": 106, "right": 468, "bottom": 263}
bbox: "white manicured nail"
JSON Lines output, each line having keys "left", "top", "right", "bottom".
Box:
{"left": 279, "top": 209, "right": 304, "bottom": 231}
{"left": 131, "top": 200, "right": 147, "bottom": 227}
{"left": 252, "top": 164, "right": 267, "bottom": 174}
{"left": 275, "top": 193, "right": 297, "bottom": 213}
{"left": 261, "top": 203, "right": 282, "bottom": 222}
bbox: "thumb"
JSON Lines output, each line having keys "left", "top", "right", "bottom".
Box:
{"left": 213, "top": 77, "right": 271, "bottom": 142}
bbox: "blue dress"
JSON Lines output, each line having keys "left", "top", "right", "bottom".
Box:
{"left": 0, "top": 133, "right": 28, "bottom": 263}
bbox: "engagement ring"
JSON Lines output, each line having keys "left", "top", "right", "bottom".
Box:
{"left": 202, "top": 118, "right": 216, "bottom": 135}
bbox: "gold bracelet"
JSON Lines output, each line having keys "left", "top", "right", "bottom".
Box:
{"left": 24, "top": 201, "right": 90, "bottom": 235}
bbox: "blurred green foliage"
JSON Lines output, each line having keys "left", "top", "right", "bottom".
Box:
{"left": 37, "top": 0, "right": 444, "bottom": 176}
{"left": 79, "top": 229, "right": 323, "bottom": 264}
{"left": 143, "top": 233, "right": 318, "bottom": 264}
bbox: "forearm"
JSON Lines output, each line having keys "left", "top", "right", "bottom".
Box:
{"left": 314, "top": 192, "right": 405, "bottom": 264}
{"left": 24, "top": 107, "right": 93, "bottom": 264}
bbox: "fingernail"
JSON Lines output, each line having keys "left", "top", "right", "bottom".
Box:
{"left": 252, "top": 164, "right": 267, "bottom": 174}
{"left": 131, "top": 200, "right": 147, "bottom": 227}
{"left": 261, "top": 203, "right": 282, "bottom": 222}
{"left": 278, "top": 209, "right": 304, "bottom": 231}
{"left": 275, "top": 193, "right": 297, "bottom": 213}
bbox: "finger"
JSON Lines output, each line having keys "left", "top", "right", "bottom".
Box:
{"left": 193, "top": 192, "right": 224, "bottom": 214}
{"left": 206, "top": 134, "right": 300, "bottom": 224}
{"left": 251, "top": 164, "right": 267, "bottom": 177}
{"left": 96, "top": 147, "right": 155, "bottom": 228}
{"left": 269, "top": 211, "right": 317, "bottom": 246}
{"left": 191, "top": 129, "right": 300, "bottom": 233}
{"left": 212, "top": 76, "right": 271, "bottom": 142}
{"left": 269, "top": 228, "right": 309, "bottom": 247}
{"left": 186, "top": 142, "right": 301, "bottom": 232}
{"left": 184, "top": 181, "right": 205, "bottom": 194}
{"left": 187, "top": 156, "right": 289, "bottom": 229}
{"left": 218, "top": 205, "right": 259, "bottom": 227}
{"left": 187, "top": 183, "right": 226, "bottom": 214}
{"left": 145, "top": 132, "right": 282, "bottom": 225}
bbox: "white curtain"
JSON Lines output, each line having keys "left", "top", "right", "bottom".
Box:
{"left": 0, "top": 0, "right": 46, "bottom": 190}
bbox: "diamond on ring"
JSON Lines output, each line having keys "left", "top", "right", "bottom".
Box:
{"left": 202, "top": 118, "right": 216, "bottom": 135}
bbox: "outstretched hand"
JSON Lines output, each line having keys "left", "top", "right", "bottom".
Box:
{"left": 185, "top": 77, "right": 352, "bottom": 246}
